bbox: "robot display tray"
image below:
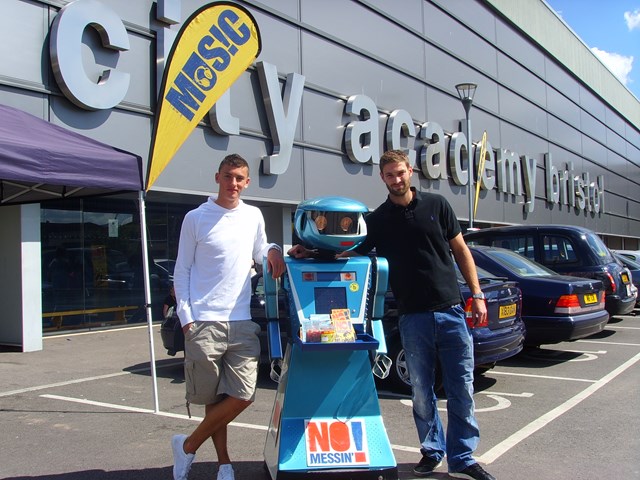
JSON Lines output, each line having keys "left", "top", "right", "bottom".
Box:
{"left": 293, "top": 333, "right": 379, "bottom": 351}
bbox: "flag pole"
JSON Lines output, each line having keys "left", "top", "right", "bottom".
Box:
{"left": 139, "top": 189, "right": 160, "bottom": 413}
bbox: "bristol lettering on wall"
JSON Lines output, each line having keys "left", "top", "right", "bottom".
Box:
{"left": 342, "top": 94, "right": 604, "bottom": 215}
{"left": 48, "top": 0, "right": 604, "bottom": 216}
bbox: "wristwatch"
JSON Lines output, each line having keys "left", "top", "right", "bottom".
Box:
{"left": 268, "top": 244, "right": 283, "bottom": 254}
{"left": 471, "top": 292, "right": 486, "bottom": 300}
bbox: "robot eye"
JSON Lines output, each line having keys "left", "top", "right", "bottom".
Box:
{"left": 340, "top": 216, "right": 353, "bottom": 232}
{"left": 314, "top": 215, "right": 327, "bottom": 231}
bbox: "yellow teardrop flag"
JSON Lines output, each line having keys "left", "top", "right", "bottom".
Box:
{"left": 474, "top": 130, "right": 487, "bottom": 218}
{"left": 146, "top": 2, "right": 262, "bottom": 190}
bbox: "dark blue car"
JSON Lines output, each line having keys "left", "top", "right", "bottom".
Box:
{"left": 613, "top": 252, "right": 640, "bottom": 306}
{"left": 469, "top": 246, "right": 609, "bottom": 346}
{"left": 378, "top": 264, "right": 525, "bottom": 393}
{"left": 161, "top": 267, "right": 526, "bottom": 394}
{"left": 464, "top": 225, "right": 636, "bottom": 317}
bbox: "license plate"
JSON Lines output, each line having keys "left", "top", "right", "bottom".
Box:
{"left": 499, "top": 303, "right": 517, "bottom": 318}
{"left": 583, "top": 293, "right": 598, "bottom": 304}
{"left": 621, "top": 273, "right": 629, "bottom": 283}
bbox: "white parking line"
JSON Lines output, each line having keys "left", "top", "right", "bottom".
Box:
{"left": 478, "top": 351, "right": 640, "bottom": 465}
{"left": 0, "top": 360, "right": 183, "bottom": 398}
{"left": 42, "top": 392, "right": 419, "bottom": 455}
{"left": 560, "top": 349, "right": 607, "bottom": 354}
{"left": 0, "top": 371, "right": 131, "bottom": 398}
{"left": 603, "top": 325, "right": 640, "bottom": 330}
{"left": 44, "top": 324, "right": 155, "bottom": 338}
{"left": 490, "top": 371, "right": 597, "bottom": 383}
{"left": 577, "top": 339, "right": 640, "bottom": 347}
{"left": 480, "top": 391, "right": 534, "bottom": 398}
{"left": 40, "top": 394, "right": 268, "bottom": 431}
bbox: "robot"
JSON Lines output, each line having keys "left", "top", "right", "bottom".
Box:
{"left": 263, "top": 196, "right": 397, "bottom": 480}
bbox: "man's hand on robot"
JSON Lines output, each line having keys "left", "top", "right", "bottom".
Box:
{"left": 287, "top": 245, "right": 317, "bottom": 258}
{"left": 267, "top": 248, "right": 286, "bottom": 278}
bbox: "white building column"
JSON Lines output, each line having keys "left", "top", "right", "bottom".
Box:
{"left": 0, "top": 203, "right": 42, "bottom": 351}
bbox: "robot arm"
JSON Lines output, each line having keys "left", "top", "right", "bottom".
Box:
{"left": 263, "top": 256, "right": 283, "bottom": 361}
{"left": 369, "top": 256, "right": 392, "bottom": 379}
{"left": 369, "top": 256, "right": 389, "bottom": 355}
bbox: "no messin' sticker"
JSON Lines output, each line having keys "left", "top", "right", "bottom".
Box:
{"left": 349, "top": 283, "right": 359, "bottom": 292}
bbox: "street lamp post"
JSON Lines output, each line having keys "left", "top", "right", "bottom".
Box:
{"left": 455, "top": 82, "right": 478, "bottom": 231}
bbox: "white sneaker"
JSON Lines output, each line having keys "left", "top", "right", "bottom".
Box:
{"left": 171, "top": 434, "right": 195, "bottom": 480}
{"left": 217, "top": 463, "right": 235, "bottom": 480}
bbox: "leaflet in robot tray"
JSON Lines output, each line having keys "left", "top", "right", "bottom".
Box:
{"left": 331, "top": 309, "right": 356, "bottom": 342}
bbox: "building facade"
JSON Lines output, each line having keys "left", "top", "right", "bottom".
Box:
{"left": 1, "top": 0, "right": 638, "bottom": 350}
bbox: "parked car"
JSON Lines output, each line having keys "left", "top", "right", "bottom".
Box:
{"left": 154, "top": 258, "right": 176, "bottom": 277}
{"left": 161, "top": 268, "right": 526, "bottom": 394}
{"left": 464, "top": 225, "right": 636, "bottom": 317}
{"left": 468, "top": 245, "right": 610, "bottom": 346}
{"left": 378, "top": 264, "right": 525, "bottom": 393}
{"left": 160, "top": 273, "right": 290, "bottom": 359}
{"left": 613, "top": 252, "right": 640, "bottom": 306}
{"left": 612, "top": 250, "right": 640, "bottom": 264}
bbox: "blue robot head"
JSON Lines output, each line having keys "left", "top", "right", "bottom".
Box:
{"left": 294, "top": 196, "right": 368, "bottom": 252}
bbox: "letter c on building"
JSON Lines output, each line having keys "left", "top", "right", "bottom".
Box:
{"left": 50, "top": 0, "right": 130, "bottom": 110}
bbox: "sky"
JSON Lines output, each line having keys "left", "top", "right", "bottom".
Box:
{"left": 545, "top": 0, "right": 640, "bottom": 100}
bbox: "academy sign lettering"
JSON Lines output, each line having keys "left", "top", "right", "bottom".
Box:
{"left": 48, "top": 0, "right": 604, "bottom": 215}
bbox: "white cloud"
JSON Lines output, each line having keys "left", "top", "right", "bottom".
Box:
{"left": 624, "top": 9, "right": 640, "bottom": 30}
{"left": 591, "top": 47, "right": 634, "bottom": 86}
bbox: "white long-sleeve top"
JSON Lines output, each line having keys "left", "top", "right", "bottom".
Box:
{"left": 173, "top": 197, "right": 276, "bottom": 326}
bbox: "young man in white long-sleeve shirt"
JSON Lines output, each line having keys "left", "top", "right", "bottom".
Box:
{"left": 171, "top": 154, "right": 285, "bottom": 480}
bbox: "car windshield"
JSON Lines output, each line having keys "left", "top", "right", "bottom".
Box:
{"left": 487, "top": 248, "right": 556, "bottom": 277}
{"left": 584, "top": 232, "right": 614, "bottom": 262}
{"left": 454, "top": 264, "right": 497, "bottom": 284}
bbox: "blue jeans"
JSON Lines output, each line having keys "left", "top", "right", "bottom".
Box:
{"left": 399, "top": 304, "right": 479, "bottom": 472}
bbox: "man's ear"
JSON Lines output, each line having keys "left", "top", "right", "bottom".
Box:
{"left": 214, "top": 172, "right": 220, "bottom": 184}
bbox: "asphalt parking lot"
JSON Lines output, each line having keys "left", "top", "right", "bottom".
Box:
{"left": 1, "top": 310, "right": 639, "bottom": 480}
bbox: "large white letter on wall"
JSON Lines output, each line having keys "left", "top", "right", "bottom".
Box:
{"left": 257, "top": 61, "right": 305, "bottom": 175}
{"left": 50, "top": 0, "right": 130, "bottom": 110}
{"left": 385, "top": 109, "right": 416, "bottom": 165}
{"left": 344, "top": 95, "right": 380, "bottom": 165}
{"left": 418, "top": 122, "right": 447, "bottom": 180}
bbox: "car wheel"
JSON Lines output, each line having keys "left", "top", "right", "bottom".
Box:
{"left": 474, "top": 362, "right": 496, "bottom": 375}
{"left": 376, "top": 335, "right": 412, "bottom": 394}
{"left": 379, "top": 335, "right": 443, "bottom": 395}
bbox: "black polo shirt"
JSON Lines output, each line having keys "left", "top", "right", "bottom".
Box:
{"left": 356, "top": 189, "right": 463, "bottom": 314}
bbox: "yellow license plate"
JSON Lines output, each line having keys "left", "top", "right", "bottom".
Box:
{"left": 499, "top": 303, "right": 517, "bottom": 318}
{"left": 621, "top": 273, "right": 629, "bottom": 283}
{"left": 584, "top": 293, "right": 598, "bottom": 304}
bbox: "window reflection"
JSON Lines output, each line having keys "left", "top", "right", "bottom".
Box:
{"left": 41, "top": 196, "right": 186, "bottom": 331}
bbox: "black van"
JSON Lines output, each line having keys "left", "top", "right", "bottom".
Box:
{"left": 464, "top": 225, "right": 636, "bottom": 317}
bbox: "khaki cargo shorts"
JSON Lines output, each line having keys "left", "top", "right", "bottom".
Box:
{"left": 183, "top": 320, "right": 261, "bottom": 405}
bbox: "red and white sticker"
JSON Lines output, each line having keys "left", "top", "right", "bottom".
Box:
{"left": 305, "top": 419, "right": 369, "bottom": 467}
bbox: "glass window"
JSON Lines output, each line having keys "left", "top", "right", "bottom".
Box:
{"left": 541, "top": 235, "right": 578, "bottom": 265}
{"left": 484, "top": 235, "right": 535, "bottom": 260}
{"left": 41, "top": 196, "right": 190, "bottom": 331}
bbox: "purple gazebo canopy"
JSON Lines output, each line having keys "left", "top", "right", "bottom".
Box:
{"left": 0, "top": 104, "right": 143, "bottom": 204}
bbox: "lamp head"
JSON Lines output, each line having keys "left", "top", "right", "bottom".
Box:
{"left": 455, "top": 82, "right": 478, "bottom": 102}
